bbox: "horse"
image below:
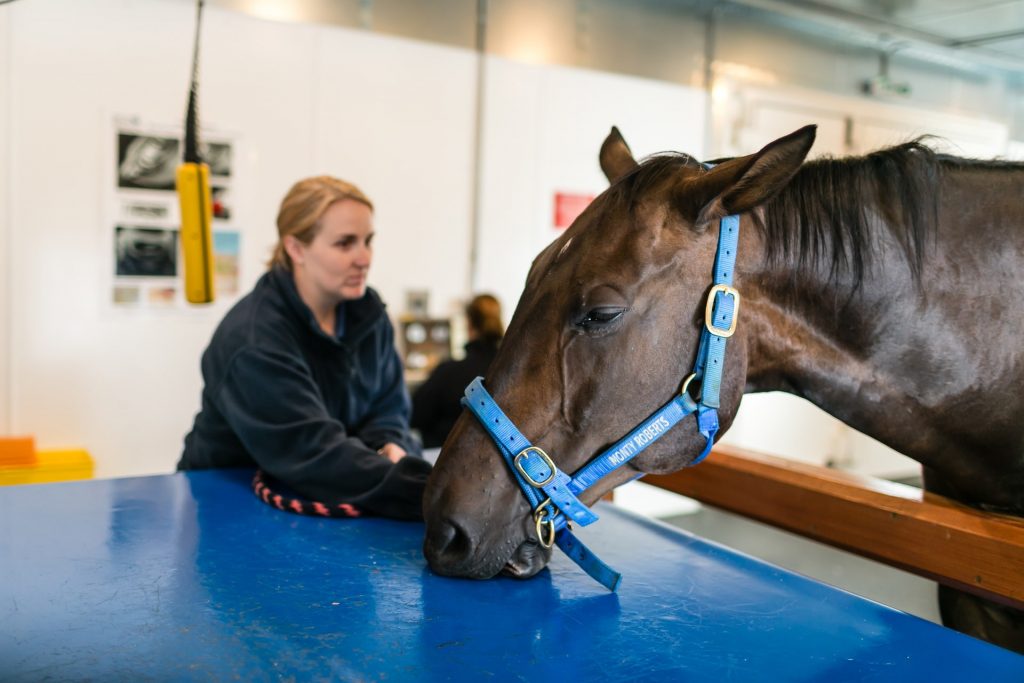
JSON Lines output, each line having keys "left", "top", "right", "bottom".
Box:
{"left": 422, "top": 124, "right": 1024, "bottom": 653}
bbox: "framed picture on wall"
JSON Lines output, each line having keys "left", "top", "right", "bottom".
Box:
{"left": 204, "top": 141, "right": 232, "bottom": 178}
{"left": 114, "top": 226, "right": 178, "bottom": 278}
{"left": 116, "top": 133, "right": 179, "bottom": 191}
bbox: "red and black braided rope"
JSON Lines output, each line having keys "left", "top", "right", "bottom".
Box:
{"left": 252, "top": 470, "right": 361, "bottom": 518}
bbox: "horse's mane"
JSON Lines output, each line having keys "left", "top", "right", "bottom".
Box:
{"left": 616, "top": 141, "right": 1019, "bottom": 291}
{"left": 763, "top": 141, "right": 939, "bottom": 289}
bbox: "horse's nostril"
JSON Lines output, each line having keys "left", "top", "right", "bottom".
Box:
{"left": 443, "top": 519, "right": 472, "bottom": 556}
{"left": 432, "top": 520, "right": 456, "bottom": 553}
{"left": 426, "top": 518, "right": 473, "bottom": 568}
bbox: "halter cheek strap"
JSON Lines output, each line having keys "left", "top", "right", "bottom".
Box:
{"left": 462, "top": 381, "right": 622, "bottom": 590}
{"left": 461, "top": 213, "right": 741, "bottom": 591}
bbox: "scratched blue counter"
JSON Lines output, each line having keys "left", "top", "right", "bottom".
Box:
{"left": 1, "top": 469, "right": 1021, "bottom": 681}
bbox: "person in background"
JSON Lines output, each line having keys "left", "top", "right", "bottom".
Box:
{"left": 179, "top": 176, "right": 430, "bottom": 520}
{"left": 412, "top": 294, "right": 504, "bottom": 448}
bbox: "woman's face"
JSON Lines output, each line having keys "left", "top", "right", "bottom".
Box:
{"left": 290, "top": 198, "right": 374, "bottom": 305}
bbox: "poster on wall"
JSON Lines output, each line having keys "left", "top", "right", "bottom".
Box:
{"left": 213, "top": 231, "right": 240, "bottom": 296}
{"left": 553, "top": 191, "right": 594, "bottom": 232}
{"left": 117, "top": 133, "right": 180, "bottom": 191}
{"left": 108, "top": 117, "right": 240, "bottom": 311}
{"left": 115, "top": 226, "right": 178, "bottom": 277}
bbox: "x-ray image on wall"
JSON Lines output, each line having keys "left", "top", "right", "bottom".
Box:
{"left": 115, "top": 226, "right": 178, "bottom": 277}
{"left": 204, "top": 141, "right": 232, "bottom": 178}
{"left": 117, "top": 133, "right": 180, "bottom": 191}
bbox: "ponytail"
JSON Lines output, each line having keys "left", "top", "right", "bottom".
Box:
{"left": 466, "top": 294, "right": 504, "bottom": 344}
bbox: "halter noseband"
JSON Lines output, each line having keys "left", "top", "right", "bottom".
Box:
{"left": 461, "top": 212, "right": 741, "bottom": 591}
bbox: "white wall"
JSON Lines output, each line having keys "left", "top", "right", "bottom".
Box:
{"left": 311, "top": 29, "right": 478, "bottom": 319}
{"left": 0, "top": 6, "right": 10, "bottom": 434}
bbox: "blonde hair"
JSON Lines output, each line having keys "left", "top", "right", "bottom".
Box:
{"left": 269, "top": 176, "right": 373, "bottom": 270}
{"left": 467, "top": 294, "right": 504, "bottom": 343}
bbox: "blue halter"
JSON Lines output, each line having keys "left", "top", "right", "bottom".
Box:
{"left": 461, "top": 213, "right": 741, "bottom": 591}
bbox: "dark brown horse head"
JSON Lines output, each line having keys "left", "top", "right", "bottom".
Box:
{"left": 423, "top": 125, "right": 816, "bottom": 581}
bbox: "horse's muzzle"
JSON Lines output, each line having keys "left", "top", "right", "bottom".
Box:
{"left": 423, "top": 515, "right": 551, "bottom": 580}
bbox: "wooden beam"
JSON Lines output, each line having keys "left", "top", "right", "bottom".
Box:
{"left": 643, "top": 444, "right": 1024, "bottom": 611}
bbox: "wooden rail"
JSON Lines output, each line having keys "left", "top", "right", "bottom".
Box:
{"left": 643, "top": 444, "right": 1024, "bottom": 611}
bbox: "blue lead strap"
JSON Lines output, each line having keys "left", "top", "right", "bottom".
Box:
{"left": 460, "top": 210, "right": 741, "bottom": 591}
{"left": 556, "top": 530, "right": 621, "bottom": 591}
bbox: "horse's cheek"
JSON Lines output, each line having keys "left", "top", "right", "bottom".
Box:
{"left": 633, "top": 432, "right": 701, "bottom": 474}
{"left": 718, "top": 335, "right": 751, "bottom": 432}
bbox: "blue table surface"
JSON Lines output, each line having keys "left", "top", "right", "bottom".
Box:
{"left": 1, "top": 469, "right": 1021, "bottom": 681}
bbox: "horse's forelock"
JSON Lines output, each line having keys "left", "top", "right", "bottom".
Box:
{"left": 610, "top": 153, "right": 701, "bottom": 210}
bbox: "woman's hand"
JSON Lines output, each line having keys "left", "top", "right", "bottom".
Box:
{"left": 377, "top": 442, "right": 407, "bottom": 464}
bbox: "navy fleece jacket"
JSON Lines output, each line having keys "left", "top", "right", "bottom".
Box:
{"left": 179, "top": 266, "right": 431, "bottom": 519}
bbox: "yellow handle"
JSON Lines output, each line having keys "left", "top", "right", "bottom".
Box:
{"left": 176, "top": 162, "right": 215, "bottom": 304}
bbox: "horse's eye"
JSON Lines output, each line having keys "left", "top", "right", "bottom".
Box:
{"left": 578, "top": 307, "right": 626, "bottom": 329}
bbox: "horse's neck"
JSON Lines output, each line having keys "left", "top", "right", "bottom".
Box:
{"left": 742, "top": 170, "right": 1024, "bottom": 511}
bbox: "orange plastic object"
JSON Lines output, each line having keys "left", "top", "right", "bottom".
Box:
{"left": 0, "top": 436, "right": 36, "bottom": 467}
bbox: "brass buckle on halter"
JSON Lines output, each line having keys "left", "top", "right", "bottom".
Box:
{"left": 704, "top": 284, "right": 741, "bottom": 338}
{"left": 533, "top": 498, "right": 556, "bottom": 548}
{"left": 681, "top": 373, "right": 699, "bottom": 400}
{"left": 514, "top": 446, "right": 556, "bottom": 488}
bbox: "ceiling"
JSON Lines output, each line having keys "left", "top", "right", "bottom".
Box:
{"left": 207, "top": 0, "right": 1024, "bottom": 80}
{"left": 716, "top": 0, "right": 1024, "bottom": 78}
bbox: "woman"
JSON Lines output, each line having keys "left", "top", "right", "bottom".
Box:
{"left": 411, "top": 294, "right": 503, "bottom": 448}
{"left": 179, "top": 176, "right": 430, "bottom": 519}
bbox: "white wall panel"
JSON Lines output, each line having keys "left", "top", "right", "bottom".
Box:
{"left": 473, "top": 58, "right": 545, "bottom": 315}
{"left": 716, "top": 80, "right": 1010, "bottom": 159}
{"left": 853, "top": 110, "right": 1007, "bottom": 158}
{"left": 313, "top": 29, "right": 477, "bottom": 320}
{"left": 0, "top": 6, "right": 10, "bottom": 434}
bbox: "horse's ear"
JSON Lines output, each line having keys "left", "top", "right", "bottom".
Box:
{"left": 682, "top": 125, "right": 817, "bottom": 230}
{"left": 599, "top": 126, "right": 639, "bottom": 183}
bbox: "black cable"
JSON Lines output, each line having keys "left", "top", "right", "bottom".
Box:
{"left": 183, "top": 0, "right": 204, "bottom": 164}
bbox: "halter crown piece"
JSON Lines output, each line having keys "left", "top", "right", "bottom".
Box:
{"left": 462, "top": 208, "right": 742, "bottom": 591}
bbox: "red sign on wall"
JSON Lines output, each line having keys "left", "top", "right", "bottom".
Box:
{"left": 553, "top": 192, "right": 594, "bottom": 230}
